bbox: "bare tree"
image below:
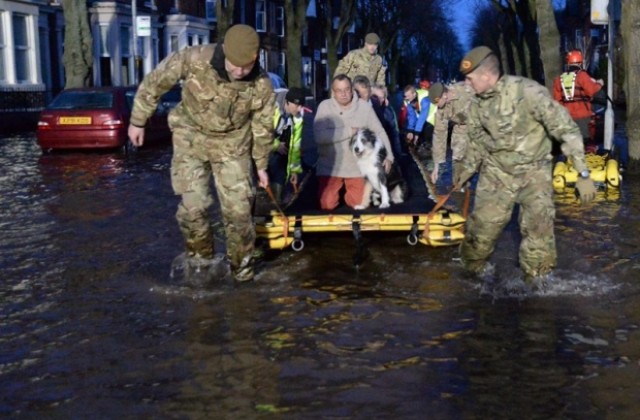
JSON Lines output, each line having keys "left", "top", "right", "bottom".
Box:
{"left": 62, "top": 0, "right": 93, "bottom": 88}
{"left": 621, "top": 0, "right": 640, "bottom": 170}
{"left": 216, "top": 0, "right": 236, "bottom": 40}
{"left": 533, "top": 0, "right": 562, "bottom": 90}
{"left": 317, "top": 0, "right": 357, "bottom": 76}
{"left": 285, "top": 0, "right": 311, "bottom": 88}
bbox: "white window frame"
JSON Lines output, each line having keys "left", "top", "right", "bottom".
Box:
{"left": 0, "top": 10, "right": 7, "bottom": 83}
{"left": 0, "top": 5, "right": 41, "bottom": 86}
{"left": 256, "top": 0, "right": 266, "bottom": 32}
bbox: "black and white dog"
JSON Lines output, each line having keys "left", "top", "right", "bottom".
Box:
{"left": 349, "top": 128, "right": 408, "bottom": 209}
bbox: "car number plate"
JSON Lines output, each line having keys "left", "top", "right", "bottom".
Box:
{"left": 60, "top": 116, "right": 92, "bottom": 125}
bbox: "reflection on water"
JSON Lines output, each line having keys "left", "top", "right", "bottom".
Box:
{"left": 1, "top": 134, "right": 640, "bottom": 418}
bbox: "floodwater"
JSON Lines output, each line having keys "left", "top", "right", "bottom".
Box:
{"left": 2, "top": 133, "right": 640, "bottom": 418}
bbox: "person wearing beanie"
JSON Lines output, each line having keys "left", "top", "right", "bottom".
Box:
{"left": 455, "top": 45, "right": 596, "bottom": 286}
{"left": 268, "top": 86, "right": 307, "bottom": 202}
{"left": 128, "top": 24, "right": 275, "bottom": 283}
{"left": 428, "top": 81, "right": 474, "bottom": 190}
{"left": 334, "top": 33, "right": 387, "bottom": 87}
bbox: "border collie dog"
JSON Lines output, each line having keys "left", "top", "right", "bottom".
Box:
{"left": 349, "top": 128, "right": 408, "bottom": 209}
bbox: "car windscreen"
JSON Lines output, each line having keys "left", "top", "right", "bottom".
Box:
{"left": 48, "top": 91, "right": 114, "bottom": 110}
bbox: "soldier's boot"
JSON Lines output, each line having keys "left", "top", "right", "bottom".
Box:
{"left": 462, "top": 258, "right": 489, "bottom": 276}
{"left": 523, "top": 267, "right": 552, "bottom": 292}
{"left": 232, "top": 254, "right": 255, "bottom": 283}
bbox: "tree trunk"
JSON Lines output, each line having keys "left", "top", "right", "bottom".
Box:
{"left": 534, "top": 0, "right": 562, "bottom": 90}
{"left": 621, "top": 0, "right": 640, "bottom": 171}
{"left": 319, "top": 0, "right": 356, "bottom": 77}
{"left": 285, "top": 0, "right": 310, "bottom": 88}
{"left": 216, "top": 1, "right": 235, "bottom": 41}
{"left": 62, "top": 0, "right": 93, "bottom": 88}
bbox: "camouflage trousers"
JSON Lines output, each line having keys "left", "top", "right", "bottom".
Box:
{"left": 171, "top": 127, "right": 256, "bottom": 281}
{"left": 460, "top": 162, "right": 557, "bottom": 278}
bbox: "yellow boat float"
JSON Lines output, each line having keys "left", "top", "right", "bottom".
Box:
{"left": 553, "top": 153, "right": 621, "bottom": 190}
{"left": 255, "top": 209, "right": 466, "bottom": 251}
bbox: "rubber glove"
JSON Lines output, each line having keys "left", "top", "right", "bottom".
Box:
{"left": 575, "top": 177, "right": 597, "bottom": 204}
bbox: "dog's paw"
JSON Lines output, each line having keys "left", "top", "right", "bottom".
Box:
{"left": 354, "top": 204, "right": 368, "bottom": 210}
{"left": 379, "top": 202, "right": 390, "bottom": 209}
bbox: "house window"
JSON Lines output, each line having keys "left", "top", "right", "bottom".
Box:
{"left": 275, "top": 6, "right": 284, "bottom": 37}
{"left": 206, "top": 0, "right": 216, "bottom": 21}
{"left": 13, "top": 13, "right": 30, "bottom": 83}
{"left": 99, "top": 25, "right": 110, "bottom": 57}
{"left": 120, "top": 26, "right": 131, "bottom": 85}
{"left": 256, "top": 0, "right": 266, "bottom": 32}
{"left": 99, "top": 24, "right": 111, "bottom": 86}
{"left": 277, "top": 52, "right": 285, "bottom": 78}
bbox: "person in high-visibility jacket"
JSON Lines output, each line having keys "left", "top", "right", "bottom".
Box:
{"left": 267, "top": 87, "right": 306, "bottom": 202}
{"left": 552, "top": 49, "right": 604, "bottom": 143}
{"left": 403, "top": 83, "right": 436, "bottom": 146}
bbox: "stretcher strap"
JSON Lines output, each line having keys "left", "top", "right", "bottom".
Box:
{"left": 423, "top": 188, "right": 454, "bottom": 240}
{"left": 462, "top": 187, "right": 471, "bottom": 220}
{"left": 264, "top": 185, "right": 290, "bottom": 241}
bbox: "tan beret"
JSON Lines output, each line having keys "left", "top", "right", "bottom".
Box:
{"left": 365, "top": 33, "right": 380, "bottom": 45}
{"left": 459, "top": 46, "right": 494, "bottom": 75}
{"left": 429, "top": 83, "right": 445, "bottom": 104}
{"left": 224, "top": 24, "right": 260, "bottom": 67}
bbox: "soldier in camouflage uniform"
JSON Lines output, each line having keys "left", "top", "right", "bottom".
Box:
{"left": 128, "top": 25, "right": 275, "bottom": 282}
{"left": 334, "top": 33, "right": 386, "bottom": 87}
{"left": 428, "top": 82, "right": 474, "bottom": 184}
{"left": 455, "top": 46, "right": 597, "bottom": 283}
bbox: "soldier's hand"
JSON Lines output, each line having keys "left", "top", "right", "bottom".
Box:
{"left": 431, "top": 165, "right": 439, "bottom": 184}
{"left": 454, "top": 171, "right": 472, "bottom": 191}
{"left": 257, "top": 169, "right": 269, "bottom": 189}
{"left": 277, "top": 143, "right": 288, "bottom": 155}
{"left": 383, "top": 159, "right": 392, "bottom": 174}
{"left": 405, "top": 132, "right": 414, "bottom": 143}
{"left": 576, "top": 177, "right": 597, "bottom": 205}
{"left": 128, "top": 124, "right": 145, "bottom": 147}
{"left": 290, "top": 173, "right": 298, "bottom": 186}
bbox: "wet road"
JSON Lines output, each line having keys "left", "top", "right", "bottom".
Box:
{"left": 2, "top": 133, "right": 640, "bottom": 418}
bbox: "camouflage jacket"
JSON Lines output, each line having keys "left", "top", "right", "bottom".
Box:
{"left": 461, "top": 75, "right": 588, "bottom": 176}
{"left": 432, "top": 82, "right": 474, "bottom": 165}
{"left": 130, "top": 44, "right": 275, "bottom": 170}
{"left": 334, "top": 48, "right": 386, "bottom": 86}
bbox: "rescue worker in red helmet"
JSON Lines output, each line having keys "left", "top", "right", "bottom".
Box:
{"left": 552, "top": 50, "right": 604, "bottom": 143}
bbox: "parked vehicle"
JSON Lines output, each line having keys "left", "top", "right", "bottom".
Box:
{"left": 36, "top": 86, "right": 180, "bottom": 152}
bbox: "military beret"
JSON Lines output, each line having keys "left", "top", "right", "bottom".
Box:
{"left": 223, "top": 24, "right": 260, "bottom": 67}
{"left": 285, "top": 87, "right": 305, "bottom": 105}
{"left": 429, "top": 82, "right": 445, "bottom": 104}
{"left": 364, "top": 33, "right": 380, "bottom": 45}
{"left": 459, "top": 46, "right": 494, "bottom": 75}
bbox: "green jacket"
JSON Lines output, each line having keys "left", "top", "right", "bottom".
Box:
{"left": 462, "top": 75, "right": 588, "bottom": 177}
{"left": 130, "top": 43, "right": 275, "bottom": 170}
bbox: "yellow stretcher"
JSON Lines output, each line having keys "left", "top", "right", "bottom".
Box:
{"left": 255, "top": 209, "right": 466, "bottom": 251}
{"left": 553, "top": 153, "right": 621, "bottom": 190}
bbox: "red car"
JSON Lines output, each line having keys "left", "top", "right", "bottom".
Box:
{"left": 36, "top": 86, "right": 179, "bottom": 152}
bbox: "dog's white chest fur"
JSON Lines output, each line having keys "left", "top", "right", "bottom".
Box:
{"left": 349, "top": 128, "right": 405, "bottom": 209}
